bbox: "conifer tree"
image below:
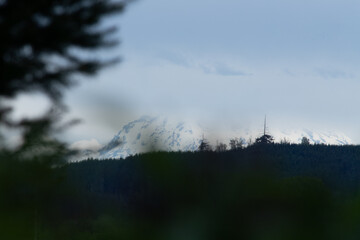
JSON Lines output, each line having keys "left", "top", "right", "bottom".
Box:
{"left": 255, "top": 116, "right": 274, "bottom": 144}
{"left": 0, "top": 0, "right": 125, "bottom": 101}
{"left": 0, "top": 1, "right": 127, "bottom": 238}
{"left": 301, "top": 136, "right": 311, "bottom": 145}
{"left": 198, "top": 136, "right": 212, "bottom": 151}
{"left": 215, "top": 142, "right": 227, "bottom": 152}
{"left": 255, "top": 134, "right": 274, "bottom": 144}
{"left": 229, "top": 137, "right": 245, "bottom": 150}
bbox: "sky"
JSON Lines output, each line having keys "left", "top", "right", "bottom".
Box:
{"left": 10, "top": 0, "right": 360, "bottom": 145}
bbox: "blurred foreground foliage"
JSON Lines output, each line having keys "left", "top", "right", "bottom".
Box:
{"left": 1, "top": 145, "right": 358, "bottom": 240}
{"left": 0, "top": 111, "right": 71, "bottom": 239}
{"left": 0, "top": 0, "right": 126, "bottom": 238}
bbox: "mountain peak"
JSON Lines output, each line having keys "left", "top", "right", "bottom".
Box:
{"left": 98, "top": 116, "right": 202, "bottom": 159}
{"left": 77, "top": 116, "right": 352, "bottom": 160}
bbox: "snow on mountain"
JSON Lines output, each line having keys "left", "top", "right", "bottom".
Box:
{"left": 271, "top": 129, "right": 352, "bottom": 145}
{"left": 87, "top": 116, "right": 352, "bottom": 160}
{"left": 98, "top": 116, "right": 203, "bottom": 159}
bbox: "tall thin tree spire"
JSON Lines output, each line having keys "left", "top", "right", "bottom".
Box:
{"left": 264, "top": 115, "right": 267, "bottom": 136}
{"left": 256, "top": 115, "right": 274, "bottom": 144}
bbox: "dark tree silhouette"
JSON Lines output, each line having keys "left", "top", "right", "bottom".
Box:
{"left": 301, "top": 136, "right": 311, "bottom": 145}
{"left": 198, "top": 136, "right": 212, "bottom": 151}
{"left": 229, "top": 137, "right": 245, "bottom": 150}
{"left": 0, "top": 0, "right": 125, "bottom": 101}
{"left": 255, "top": 116, "right": 274, "bottom": 144}
{"left": 0, "top": 0, "right": 128, "bottom": 150}
{"left": 0, "top": 1, "right": 127, "bottom": 239}
{"left": 255, "top": 134, "right": 274, "bottom": 144}
{"left": 215, "top": 142, "right": 227, "bottom": 152}
{"left": 280, "top": 137, "right": 290, "bottom": 144}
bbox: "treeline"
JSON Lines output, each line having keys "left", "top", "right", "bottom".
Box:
{"left": 53, "top": 144, "right": 360, "bottom": 239}
{"left": 3, "top": 144, "right": 360, "bottom": 239}
{"left": 74, "top": 144, "right": 360, "bottom": 196}
{"left": 200, "top": 134, "right": 313, "bottom": 152}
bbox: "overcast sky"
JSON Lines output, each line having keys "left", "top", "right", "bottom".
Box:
{"left": 11, "top": 0, "right": 360, "bottom": 144}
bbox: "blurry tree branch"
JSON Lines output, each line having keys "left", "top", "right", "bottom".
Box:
{"left": 0, "top": 0, "right": 127, "bottom": 101}
{"left": 0, "top": 1, "right": 128, "bottom": 238}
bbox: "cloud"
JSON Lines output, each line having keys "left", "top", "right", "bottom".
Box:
{"left": 70, "top": 138, "right": 102, "bottom": 151}
{"left": 160, "top": 52, "right": 192, "bottom": 68}
{"left": 315, "top": 68, "right": 355, "bottom": 80}
{"left": 200, "top": 62, "right": 249, "bottom": 76}
{"left": 161, "top": 52, "right": 249, "bottom": 77}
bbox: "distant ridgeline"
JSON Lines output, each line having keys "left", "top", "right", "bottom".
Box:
{"left": 77, "top": 116, "right": 352, "bottom": 160}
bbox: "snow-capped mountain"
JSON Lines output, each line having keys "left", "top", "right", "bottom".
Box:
{"left": 98, "top": 116, "right": 203, "bottom": 159}
{"left": 271, "top": 129, "right": 352, "bottom": 145}
{"left": 92, "top": 116, "right": 352, "bottom": 159}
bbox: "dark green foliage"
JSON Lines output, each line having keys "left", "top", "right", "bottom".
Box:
{"left": 0, "top": 112, "right": 71, "bottom": 240}
{"left": 0, "top": 0, "right": 127, "bottom": 239}
{"left": 255, "top": 133, "right": 274, "bottom": 144}
{"left": 198, "top": 137, "right": 212, "bottom": 151}
{"left": 70, "top": 144, "right": 360, "bottom": 197}
{"left": 301, "top": 136, "right": 311, "bottom": 145}
{"left": 56, "top": 145, "right": 360, "bottom": 239}
{"left": 215, "top": 141, "right": 227, "bottom": 152}
{"left": 229, "top": 137, "right": 245, "bottom": 150}
{"left": 3, "top": 141, "right": 360, "bottom": 239}
{"left": 0, "top": 0, "right": 125, "bottom": 100}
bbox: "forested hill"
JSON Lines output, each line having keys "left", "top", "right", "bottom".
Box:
{"left": 67, "top": 144, "right": 360, "bottom": 197}
{"left": 54, "top": 144, "right": 360, "bottom": 239}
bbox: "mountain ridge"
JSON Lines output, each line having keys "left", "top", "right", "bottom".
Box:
{"left": 79, "top": 116, "right": 351, "bottom": 160}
